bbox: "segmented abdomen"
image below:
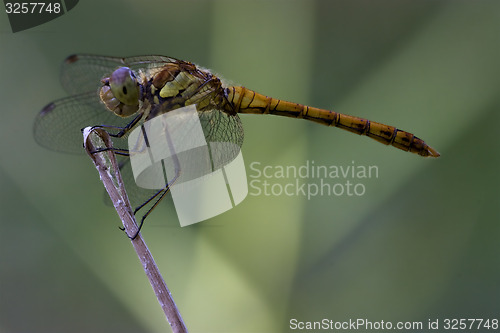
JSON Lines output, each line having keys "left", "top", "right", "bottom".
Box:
{"left": 226, "top": 86, "right": 439, "bottom": 157}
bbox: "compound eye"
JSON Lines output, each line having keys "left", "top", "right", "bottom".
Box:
{"left": 109, "top": 67, "right": 139, "bottom": 106}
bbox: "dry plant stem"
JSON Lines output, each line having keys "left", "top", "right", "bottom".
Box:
{"left": 83, "top": 127, "right": 188, "bottom": 333}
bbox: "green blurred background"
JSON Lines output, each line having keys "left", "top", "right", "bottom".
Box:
{"left": 1, "top": 0, "right": 499, "bottom": 332}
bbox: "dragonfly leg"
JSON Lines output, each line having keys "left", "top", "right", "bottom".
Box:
{"left": 80, "top": 113, "right": 142, "bottom": 155}
{"left": 124, "top": 162, "right": 182, "bottom": 240}
{"left": 127, "top": 187, "right": 171, "bottom": 240}
{"left": 81, "top": 112, "right": 143, "bottom": 138}
{"left": 89, "top": 146, "right": 130, "bottom": 156}
{"left": 117, "top": 110, "right": 182, "bottom": 239}
{"left": 105, "top": 112, "right": 143, "bottom": 138}
{"left": 117, "top": 187, "right": 166, "bottom": 231}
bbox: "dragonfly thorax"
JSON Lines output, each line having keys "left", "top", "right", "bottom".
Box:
{"left": 99, "top": 67, "right": 142, "bottom": 117}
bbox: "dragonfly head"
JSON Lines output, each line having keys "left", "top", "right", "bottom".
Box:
{"left": 99, "top": 67, "right": 140, "bottom": 117}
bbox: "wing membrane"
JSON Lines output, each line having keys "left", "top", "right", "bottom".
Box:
{"left": 61, "top": 54, "right": 181, "bottom": 95}
{"left": 35, "top": 54, "right": 245, "bottom": 212}
{"left": 34, "top": 92, "right": 132, "bottom": 154}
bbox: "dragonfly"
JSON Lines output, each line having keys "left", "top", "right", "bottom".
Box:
{"left": 35, "top": 54, "right": 440, "bottom": 233}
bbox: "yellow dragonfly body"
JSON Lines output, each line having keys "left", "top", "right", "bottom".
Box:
{"left": 34, "top": 54, "right": 439, "bottom": 228}
{"left": 36, "top": 54, "right": 439, "bottom": 158}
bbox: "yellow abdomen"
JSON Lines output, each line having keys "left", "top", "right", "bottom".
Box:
{"left": 226, "top": 86, "right": 439, "bottom": 158}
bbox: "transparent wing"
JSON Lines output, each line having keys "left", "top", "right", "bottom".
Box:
{"left": 200, "top": 108, "right": 243, "bottom": 154}
{"left": 36, "top": 54, "right": 245, "bottom": 213}
{"left": 37, "top": 54, "right": 187, "bottom": 154}
{"left": 34, "top": 92, "right": 134, "bottom": 154}
{"left": 198, "top": 109, "right": 244, "bottom": 180}
{"left": 61, "top": 54, "right": 182, "bottom": 95}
